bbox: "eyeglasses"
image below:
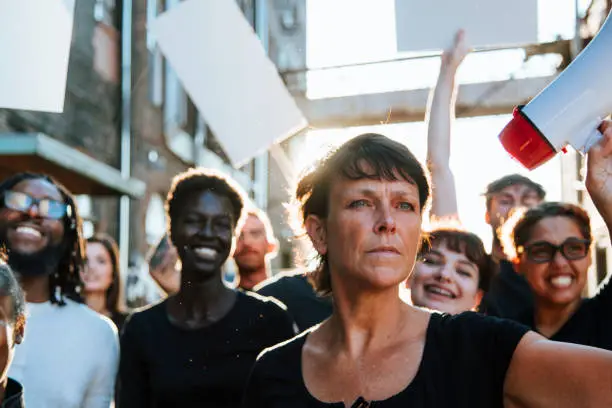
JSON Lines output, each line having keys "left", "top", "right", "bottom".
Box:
{"left": 3, "top": 190, "right": 70, "bottom": 220}
{"left": 520, "top": 238, "right": 591, "bottom": 264}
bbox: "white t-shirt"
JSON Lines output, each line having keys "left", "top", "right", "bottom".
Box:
{"left": 8, "top": 299, "right": 120, "bottom": 408}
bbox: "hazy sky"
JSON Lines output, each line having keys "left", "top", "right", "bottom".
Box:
{"left": 300, "top": 0, "right": 585, "bottom": 249}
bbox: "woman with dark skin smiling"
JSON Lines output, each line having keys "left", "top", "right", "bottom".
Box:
{"left": 243, "top": 131, "right": 612, "bottom": 408}
{"left": 119, "top": 168, "right": 296, "bottom": 408}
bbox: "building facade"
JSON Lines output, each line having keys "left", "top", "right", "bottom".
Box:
{"left": 0, "top": 0, "right": 273, "bottom": 305}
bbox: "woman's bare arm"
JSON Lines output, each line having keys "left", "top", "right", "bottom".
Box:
{"left": 504, "top": 332, "right": 612, "bottom": 407}
{"left": 586, "top": 120, "right": 612, "bottom": 232}
{"left": 426, "top": 30, "right": 469, "bottom": 220}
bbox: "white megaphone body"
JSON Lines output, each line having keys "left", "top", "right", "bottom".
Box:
{"left": 499, "top": 10, "right": 612, "bottom": 170}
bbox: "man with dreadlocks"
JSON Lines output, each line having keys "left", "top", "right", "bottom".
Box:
{"left": 0, "top": 173, "right": 119, "bottom": 408}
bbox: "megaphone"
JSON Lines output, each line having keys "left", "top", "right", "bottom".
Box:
{"left": 498, "top": 10, "right": 612, "bottom": 170}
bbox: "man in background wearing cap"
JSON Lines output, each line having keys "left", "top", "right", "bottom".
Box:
{"left": 478, "top": 174, "right": 546, "bottom": 318}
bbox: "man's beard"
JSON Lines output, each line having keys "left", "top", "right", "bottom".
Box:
{"left": 6, "top": 245, "right": 64, "bottom": 277}
{"left": 0, "top": 231, "right": 65, "bottom": 277}
{"left": 235, "top": 256, "right": 265, "bottom": 275}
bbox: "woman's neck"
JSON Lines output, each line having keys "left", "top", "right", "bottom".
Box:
{"left": 84, "top": 291, "right": 110, "bottom": 315}
{"left": 169, "top": 269, "right": 236, "bottom": 327}
{"left": 324, "top": 279, "right": 418, "bottom": 356}
{"left": 534, "top": 298, "right": 582, "bottom": 338}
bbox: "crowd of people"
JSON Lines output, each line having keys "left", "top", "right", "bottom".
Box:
{"left": 0, "top": 30, "right": 611, "bottom": 408}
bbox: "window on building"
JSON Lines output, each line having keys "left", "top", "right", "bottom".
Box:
{"left": 145, "top": 193, "right": 167, "bottom": 246}
{"left": 147, "top": 0, "right": 165, "bottom": 106}
{"left": 148, "top": 0, "right": 203, "bottom": 161}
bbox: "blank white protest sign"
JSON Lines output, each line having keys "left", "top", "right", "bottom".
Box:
{"left": 150, "top": 0, "right": 308, "bottom": 168}
{"left": 0, "top": 0, "right": 76, "bottom": 113}
{"left": 395, "top": 0, "right": 538, "bottom": 52}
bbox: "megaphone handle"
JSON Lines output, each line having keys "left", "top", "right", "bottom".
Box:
{"left": 577, "top": 119, "right": 604, "bottom": 155}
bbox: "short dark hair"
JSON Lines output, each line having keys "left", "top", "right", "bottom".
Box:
{"left": 0, "top": 257, "right": 25, "bottom": 324}
{"left": 86, "top": 233, "right": 124, "bottom": 314}
{"left": 484, "top": 174, "right": 546, "bottom": 210}
{"left": 501, "top": 202, "right": 592, "bottom": 261}
{"left": 420, "top": 227, "right": 492, "bottom": 291}
{"left": 165, "top": 168, "right": 246, "bottom": 244}
{"left": 293, "top": 133, "right": 431, "bottom": 296}
{"left": 0, "top": 173, "right": 85, "bottom": 306}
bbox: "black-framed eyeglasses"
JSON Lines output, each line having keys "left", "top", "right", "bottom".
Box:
{"left": 520, "top": 238, "right": 591, "bottom": 264}
{"left": 3, "top": 190, "right": 70, "bottom": 220}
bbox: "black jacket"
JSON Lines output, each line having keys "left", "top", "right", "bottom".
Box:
{"left": 1, "top": 378, "right": 24, "bottom": 408}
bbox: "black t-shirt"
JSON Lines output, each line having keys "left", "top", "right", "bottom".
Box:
{"left": 516, "top": 279, "right": 612, "bottom": 349}
{"left": 478, "top": 260, "right": 534, "bottom": 319}
{"left": 242, "top": 312, "right": 529, "bottom": 408}
{"left": 2, "top": 378, "right": 24, "bottom": 408}
{"left": 112, "top": 311, "right": 128, "bottom": 333}
{"left": 256, "top": 271, "right": 333, "bottom": 331}
{"left": 118, "top": 291, "right": 297, "bottom": 408}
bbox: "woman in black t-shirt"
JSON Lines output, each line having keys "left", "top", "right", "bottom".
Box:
{"left": 500, "top": 173, "right": 612, "bottom": 348}
{"left": 243, "top": 130, "right": 612, "bottom": 408}
{"left": 118, "top": 168, "right": 297, "bottom": 408}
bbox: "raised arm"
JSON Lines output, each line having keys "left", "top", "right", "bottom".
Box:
{"left": 426, "top": 30, "right": 469, "bottom": 219}
{"left": 585, "top": 120, "right": 612, "bottom": 232}
{"left": 504, "top": 332, "right": 612, "bottom": 407}
{"left": 503, "top": 122, "right": 612, "bottom": 407}
{"left": 148, "top": 235, "right": 180, "bottom": 296}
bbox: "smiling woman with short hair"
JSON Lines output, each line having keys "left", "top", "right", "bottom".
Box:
{"left": 409, "top": 226, "right": 492, "bottom": 315}
{"left": 119, "top": 168, "right": 296, "bottom": 408}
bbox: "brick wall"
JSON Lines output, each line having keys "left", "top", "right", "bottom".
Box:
{"left": 0, "top": 0, "right": 121, "bottom": 167}
{"left": 0, "top": 0, "right": 123, "bottom": 244}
